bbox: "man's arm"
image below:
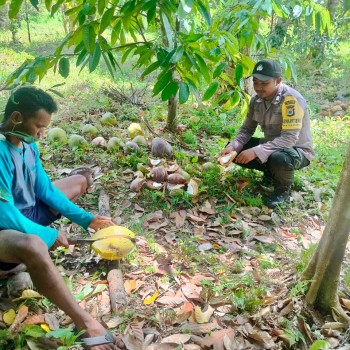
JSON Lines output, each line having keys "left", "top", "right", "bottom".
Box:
{"left": 224, "top": 98, "right": 258, "bottom": 155}
{"left": 0, "top": 148, "right": 58, "bottom": 247}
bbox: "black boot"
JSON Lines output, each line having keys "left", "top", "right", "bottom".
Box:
{"left": 265, "top": 188, "right": 290, "bottom": 208}
{"left": 261, "top": 171, "right": 274, "bottom": 187}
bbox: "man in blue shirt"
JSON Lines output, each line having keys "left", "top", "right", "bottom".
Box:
{"left": 0, "top": 87, "right": 120, "bottom": 349}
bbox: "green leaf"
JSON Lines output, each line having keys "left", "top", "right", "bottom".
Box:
{"left": 217, "top": 91, "right": 233, "bottom": 103}
{"left": 147, "top": 2, "right": 156, "bottom": 23}
{"left": 197, "top": 0, "right": 211, "bottom": 26}
{"left": 161, "top": 81, "right": 179, "bottom": 101}
{"left": 83, "top": 25, "right": 96, "bottom": 53}
{"left": 170, "top": 46, "right": 184, "bottom": 63}
{"left": 308, "top": 340, "right": 330, "bottom": 350}
{"left": 102, "top": 52, "right": 114, "bottom": 77}
{"left": 97, "top": 0, "right": 106, "bottom": 15}
{"left": 161, "top": 11, "right": 173, "bottom": 48}
{"left": 51, "top": 0, "right": 65, "bottom": 16}
{"left": 9, "top": 0, "right": 24, "bottom": 19}
{"left": 202, "top": 81, "right": 219, "bottom": 101}
{"left": 141, "top": 61, "right": 161, "bottom": 77}
{"left": 195, "top": 53, "right": 210, "bottom": 83}
{"left": 76, "top": 49, "right": 88, "bottom": 66}
{"left": 89, "top": 43, "right": 101, "bottom": 72}
{"left": 153, "top": 71, "right": 172, "bottom": 96}
{"left": 58, "top": 57, "right": 70, "bottom": 78}
{"left": 315, "top": 12, "right": 321, "bottom": 33}
{"left": 47, "top": 88, "right": 65, "bottom": 98}
{"left": 179, "top": 82, "right": 189, "bottom": 104}
{"left": 23, "top": 325, "right": 46, "bottom": 338}
{"left": 234, "top": 63, "right": 243, "bottom": 86}
{"left": 182, "top": 0, "right": 194, "bottom": 13}
{"left": 345, "top": 0, "right": 350, "bottom": 11}
{"left": 0, "top": 0, "right": 7, "bottom": 5}
{"left": 213, "top": 62, "right": 227, "bottom": 79}
{"left": 184, "top": 33, "right": 204, "bottom": 42}
{"left": 99, "top": 7, "right": 114, "bottom": 34}
{"left": 29, "top": 0, "right": 39, "bottom": 10}
{"left": 231, "top": 90, "right": 240, "bottom": 107}
{"left": 44, "top": 0, "right": 52, "bottom": 10}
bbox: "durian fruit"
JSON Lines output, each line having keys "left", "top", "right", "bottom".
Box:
{"left": 91, "top": 226, "right": 136, "bottom": 260}
{"left": 127, "top": 123, "right": 143, "bottom": 139}
{"left": 68, "top": 134, "right": 88, "bottom": 148}
{"left": 151, "top": 137, "right": 173, "bottom": 159}
{"left": 218, "top": 151, "right": 237, "bottom": 166}
{"left": 101, "top": 112, "right": 117, "bottom": 126}
{"left": 82, "top": 124, "right": 99, "bottom": 138}
{"left": 124, "top": 141, "right": 140, "bottom": 154}
{"left": 47, "top": 127, "right": 67, "bottom": 143}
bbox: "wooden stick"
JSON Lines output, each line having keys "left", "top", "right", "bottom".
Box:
{"left": 98, "top": 189, "right": 127, "bottom": 313}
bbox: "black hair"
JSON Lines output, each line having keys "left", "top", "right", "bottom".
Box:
{"left": 4, "top": 86, "right": 58, "bottom": 121}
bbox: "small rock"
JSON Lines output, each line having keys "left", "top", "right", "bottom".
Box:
{"left": 7, "top": 272, "right": 33, "bottom": 298}
{"left": 331, "top": 105, "right": 343, "bottom": 114}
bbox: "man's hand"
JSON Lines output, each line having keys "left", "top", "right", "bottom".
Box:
{"left": 89, "top": 215, "right": 115, "bottom": 231}
{"left": 235, "top": 148, "right": 257, "bottom": 164}
{"left": 221, "top": 144, "right": 235, "bottom": 156}
{"left": 50, "top": 230, "right": 69, "bottom": 250}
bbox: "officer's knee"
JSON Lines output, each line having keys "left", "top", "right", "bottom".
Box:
{"left": 269, "top": 151, "right": 292, "bottom": 169}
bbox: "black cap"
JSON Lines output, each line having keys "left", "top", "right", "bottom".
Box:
{"left": 252, "top": 59, "right": 282, "bottom": 81}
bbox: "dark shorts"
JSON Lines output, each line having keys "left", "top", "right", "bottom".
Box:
{"left": 0, "top": 198, "right": 60, "bottom": 271}
{"left": 20, "top": 198, "right": 61, "bottom": 227}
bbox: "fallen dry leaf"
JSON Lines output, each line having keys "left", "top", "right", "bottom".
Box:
{"left": 124, "top": 279, "right": 144, "bottom": 295}
{"left": 156, "top": 295, "right": 184, "bottom": 307}
{"left": 182, "top": 283, "right": 202, "bottom": 302}
{"left": 24, "top": 314, "right": 46, "bottom": 325}
{"left": 44, "top": 313, "right": 60, "bottom": 331}
{"left": 341, "top": 298, "right": 350, "bottom": 310}
{"left": 122, "top": 321, "right": 144, "bottom": 350}
{"left": 200, "top": 329, "right": 235, "bottom": 350}
{"left": 194, "top": 306, "right": 209, "bottom": 324}
{"left": 144, "top": 291, "right": 159, "bottom": 305}
{"left": 180, "top": 322, "right": 220, "bottom": 335}
{"left": 3, "top": 309, "right": 16, "bottom": 325}
{"left": 174, "top": 301, "right": 193, "bottom": 324}
{"left": 9, "top": 304, "right": 28, "bottom": 331}
{"left": 161, "top": 333, "right": 191, "bottom": 344}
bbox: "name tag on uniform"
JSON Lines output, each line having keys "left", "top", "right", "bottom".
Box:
{"left": 282, "top": 96, "right": 304, "bottom": 130}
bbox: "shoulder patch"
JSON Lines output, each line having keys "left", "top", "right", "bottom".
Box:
{"left": 282, "top": 96, "right": 304, "bottom": 130}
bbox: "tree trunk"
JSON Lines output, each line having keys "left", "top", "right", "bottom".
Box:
{"left": 166, "top": 95, "right": 178, "bottom": 131}
{"left": 24, "top": 0, "right": 31, "bottom": 43}
{"left": 303, "top": 143, "right": 350, "bottom": 323}
{"left": 327, "top": 0, "right": 340, "bottom": 19}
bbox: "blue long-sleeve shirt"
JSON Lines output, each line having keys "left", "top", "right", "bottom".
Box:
{"left": 0, "top": 140, "right": 93, "bottom": 247}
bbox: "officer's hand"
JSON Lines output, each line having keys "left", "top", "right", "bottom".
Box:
{"left": 221, "top": 144, "right": 235, "bottom": 156}
{"left": 235, "top": 149, "right": 257, "bottom": 164}
{"left": 89, "top": 215, "right": 115, "bottom": 231}
{"left": 50, "top": 230, "right": 69, "bottom": 250}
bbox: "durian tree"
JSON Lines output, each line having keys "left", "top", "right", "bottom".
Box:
{"left": 303, "top": 143, "right": 350, "bottom": 323}
{"left": 1, "top": 0, "right": 330, "bottom": 130}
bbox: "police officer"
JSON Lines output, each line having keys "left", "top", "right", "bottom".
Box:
{"left": 222, "top": 59, "right": 314, "bottom": 208}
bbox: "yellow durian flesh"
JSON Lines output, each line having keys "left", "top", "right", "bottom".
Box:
{"left": 91, "top": 226, "right": 136, "bottom": 240}
{"left": 92, "top": 237, "right": 135, "bottom": 260}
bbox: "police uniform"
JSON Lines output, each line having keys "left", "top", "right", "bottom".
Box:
{"left": 229, "top": 83, "right": 314, "bottom": 194}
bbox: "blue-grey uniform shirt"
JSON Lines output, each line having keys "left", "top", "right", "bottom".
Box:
{"left": 230, "top": 83, "right": 314, "bottom": 163}
{"left": 0, "top": 140, "right": 93, "bottom": 247}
